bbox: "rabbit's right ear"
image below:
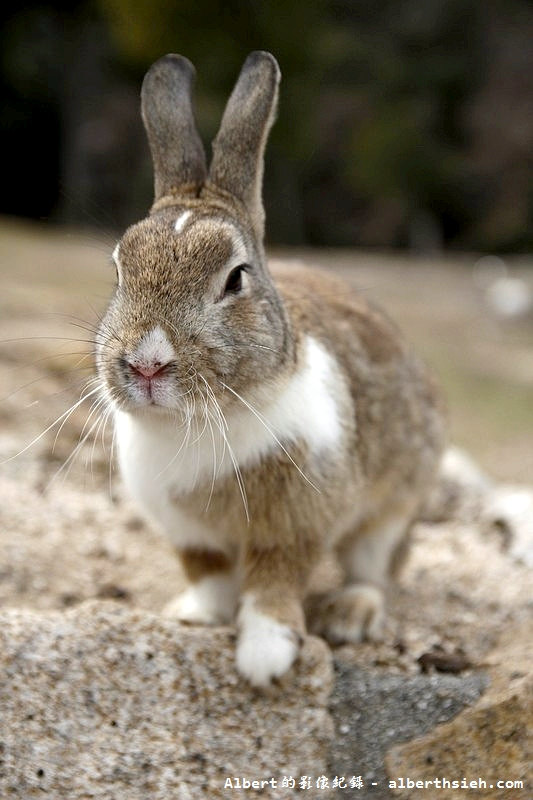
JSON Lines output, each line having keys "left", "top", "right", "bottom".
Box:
{"left": 208, "top": 52, "right": 280, "bottom": 240}
{"left": 141, "top": 54, "right": 207, "bottom": 203}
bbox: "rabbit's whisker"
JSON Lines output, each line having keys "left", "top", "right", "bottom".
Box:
{"left": 197, "top": 374, "right": 226, "bottom": 513}
{"left": 108, "top": 401, "right": 120, "bottom": 496}
{"left": 5, "top": 349, "right": 93, "bottom": 373}
{"left": 219, "top": 341, "right": 278, "bottom": 354}
{"left": 2, "top": 382, "right": 102, "bottom": 464}
{"left": 201, "top": 383, "right": 229, "bottom": 485}
{"left": 46, "top": 313, "right": 105, "bottom": 340}
{"left": 189, "top": 393, "right": 210, "bottom": 446}
{"left": 203, "top": 404, "right": 219, "bottom": 513}
{"left": 153, "top": 378, "right": 196, "bottom": 480}
{"left": 46, "top": 384, "right": 109, "bottom": 489}
{"left": 48, "top": 413, "right": 102, "bottom": 488}
{"left": 1, "top": 362, "right": 94, "bottom": 403}
{"left": 89, "top": 399, "right": 113, "bottom": 481}
{"left": 69, "top": 321, "right": 111, "bottom": 338}
{"left": 0, "top": 335, "right": 108, "bottom": 348}
{"left": 218, "top": 416, "right": 249, "bottom": 522}
{"left": 85, "top": 302, "right": 127, "bottom": 348}
{"left": 51, "top": 383, "right": 104, "bottom": 455}
{"left": 200, "top": 374, "right": 248, "bottom": 521}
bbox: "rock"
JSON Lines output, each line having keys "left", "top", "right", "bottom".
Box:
{"left": 328, "top": 663, "right": 487, "bottom": 799}
{"left": 0, "top": 602, "right": 334, "bottom": 799}
{"left": 483, "top": 485, "right": 533, "bottom": 567}
{"left": 0, "top": 474, "right": 186, "bottom": 614}
{"left": 385, "top": 625, "right": 532, "bottom": 799}
{"left": 386, "top": 684, "right": 531, "bottom": 799}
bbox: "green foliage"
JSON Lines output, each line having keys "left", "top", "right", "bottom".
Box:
{"left": 0, "top": 0, "right": 531, "bottom": 249}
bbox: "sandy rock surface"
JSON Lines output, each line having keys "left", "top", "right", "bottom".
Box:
{"left": 1, "top": 221, "right": 531, "bottom": 798}
{"left": 0, "top": 603, "right": 333, "bottom": 799}
{"left": 386, "top": 625, "right": 532, "bottom": 800}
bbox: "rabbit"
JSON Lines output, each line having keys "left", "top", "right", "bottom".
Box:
{"left": 95, "top": 51, "right": 446, "bottom": 687}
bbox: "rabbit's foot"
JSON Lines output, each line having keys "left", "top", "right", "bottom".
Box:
{"left": 236, "top": 595, "right": 301, "bottom": 686}
{"left": 310, "top": 583, "right": 385, "bottom": 645}
{"left": 162, "top": 575, "right": 237, "bottom": 625}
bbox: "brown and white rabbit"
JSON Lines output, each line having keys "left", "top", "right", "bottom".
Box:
{"left": 96, "top": 51, "right": 445, "bottom": 686}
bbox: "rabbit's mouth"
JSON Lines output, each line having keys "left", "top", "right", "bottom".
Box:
{"left": 104, "top": 354, "right": 194, "bottom": 414}
{"left": 123, "top": 361, "right": 178, "bottom": 408}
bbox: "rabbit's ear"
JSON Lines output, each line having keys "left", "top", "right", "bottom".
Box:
{"left": 208, "top": 51, "right": 280, "bottom": 239}
{"left": 141, "top": 54, "right": 207, "bottom": 203}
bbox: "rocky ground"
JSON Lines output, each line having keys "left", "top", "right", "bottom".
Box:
{"left": 0, "top": 219, "right": 531, "bottom": 798}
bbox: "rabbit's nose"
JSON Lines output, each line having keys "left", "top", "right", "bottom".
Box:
{"left": 128, "top": 360, "right": 169, "bottom": 379}
{"left": 127, "top": 324, "right": 177, "bottom": 379}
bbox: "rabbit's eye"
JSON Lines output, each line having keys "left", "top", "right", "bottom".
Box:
{"left": 222, "top": 264, "right": 248, "bottom": 298}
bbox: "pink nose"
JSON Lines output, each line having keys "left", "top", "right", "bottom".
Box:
{"left": 129, "top": 361, "right": 167, "bottom": 379}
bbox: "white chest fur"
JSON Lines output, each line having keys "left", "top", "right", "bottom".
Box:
{"left": 114, "top": 335, "right": 345, "bottom": 544}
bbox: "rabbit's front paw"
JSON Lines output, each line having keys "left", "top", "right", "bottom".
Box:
{"left": 236, "top": 598, "right": 301, "bottom": 686}
{"left": 311, "top": 584, "right": 385, "bottom": 645}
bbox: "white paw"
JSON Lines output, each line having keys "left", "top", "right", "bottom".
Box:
{"left": 315, "top": 584, "right": 385, "bottom": 645}
{"left": 236, "top": 598, "right": 300, "bottom": 686}
{"left": 162, "top": 576, "right": 237, "bottom": 625}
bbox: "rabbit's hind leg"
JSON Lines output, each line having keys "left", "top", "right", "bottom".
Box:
{"left": 307, "top": 511, "right": 413, "bottom": 645}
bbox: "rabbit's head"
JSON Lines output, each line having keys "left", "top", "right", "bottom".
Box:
{"left": 97, "top": 52, "right": 293, "bottom": 416}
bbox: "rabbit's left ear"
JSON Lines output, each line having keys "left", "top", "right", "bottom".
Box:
{"left": 208, "top": 51, "right": 280, "bottom": 240}
{"left": 141, "top": 54, "right": 207, "bottom": 203}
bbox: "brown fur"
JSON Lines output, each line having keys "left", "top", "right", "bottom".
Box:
{"left": 178, "top": 547, "right": 232, "bottom": 582}
{"left": 96, "top": 51, "right": 447, "bottom": 684}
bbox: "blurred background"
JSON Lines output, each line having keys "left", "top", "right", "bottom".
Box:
{"left": 0, "top": 0, "right": 532, "bottom": 487}
{"left": 1, "top": 0, "right": 532, "bottom": 250}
